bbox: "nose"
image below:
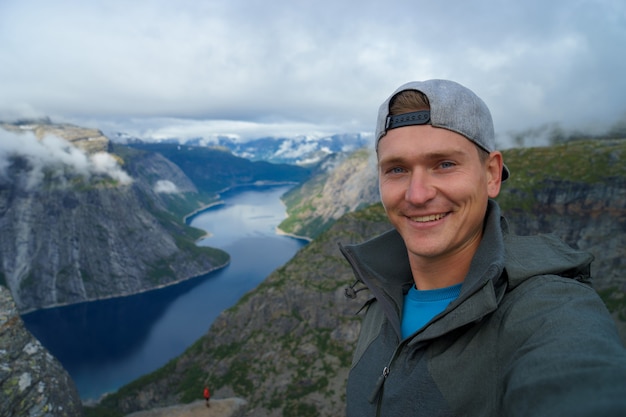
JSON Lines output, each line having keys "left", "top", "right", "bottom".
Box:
{"left": 405, "top": 170, "right": 436, "bottom": 205}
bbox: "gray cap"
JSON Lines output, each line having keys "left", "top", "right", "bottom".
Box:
{"left": 376, "top": 79, "right": 509, "bottom": 181}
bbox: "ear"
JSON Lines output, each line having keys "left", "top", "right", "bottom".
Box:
{"left": 486, "top": 151, "right": 503, "bottom": 198}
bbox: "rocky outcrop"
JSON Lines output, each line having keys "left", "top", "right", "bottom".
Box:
{"left": 0, "top": 285, "right": 83, "bottom": 417}
{"left": 502, "top": 178, "right": 626, "bottom": 290}
{"left": 1, "top": 119, "right": 109, "bottom": 154}
{"left": 279, "top": 149, "right": 379, "bottom": 237}
{"left": 495, "top": 139, "right": 626, "bottom": 295}
{"left": 0, "top": 179, "right": 226, "bottom": 313}
{"left": 125, "top": 398, "right": 247, "bottom": 417}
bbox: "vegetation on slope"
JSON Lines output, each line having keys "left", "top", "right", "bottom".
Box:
{"left": 497, "top": 138, "right": 626, "bottom": 212}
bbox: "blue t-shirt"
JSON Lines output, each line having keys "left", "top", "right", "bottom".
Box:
{"left": 401, "top": 283, "right": 462, "bottom": 339}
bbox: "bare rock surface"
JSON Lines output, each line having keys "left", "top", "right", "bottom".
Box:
{"left": 126, "top": 398, "right": 247, "bottom": 417}
{"left": 0, "top": 285, "right": 83, "bottom": 417}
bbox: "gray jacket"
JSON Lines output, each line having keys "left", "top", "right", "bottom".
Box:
{"left": 340, "top": 200, "right": 626, "bottom": 417}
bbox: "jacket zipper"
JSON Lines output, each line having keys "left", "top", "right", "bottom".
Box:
{"left": 368, "top": 365, "right": 390, "bottom": 404}
{"left": 369, "top": 336, "right": 409, "bottom": 415}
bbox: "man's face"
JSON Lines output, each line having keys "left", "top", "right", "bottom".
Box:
{"left": 377, "top": 125, "right": 502, "bottom": 274}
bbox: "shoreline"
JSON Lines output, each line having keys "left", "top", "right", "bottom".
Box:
{"left": 19, "top": 260, "right": 231, "bottom": 316}
{"left": 182, "top": 200, "right": 224, "bottom": 223}
{"left": 274, "top": 227, "right": 312, "bottom": 242}
{"left": 20, "top": 182, "right": 301, "bottom": 316}
{"left": 183, "top": 180, "right": 299, "bottom": 224}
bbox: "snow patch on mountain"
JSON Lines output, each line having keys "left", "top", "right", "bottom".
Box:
{"left": 109, "top": 131, "right": 374, "bottom": 165}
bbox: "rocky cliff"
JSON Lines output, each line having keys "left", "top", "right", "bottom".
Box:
{"left": 0, "top": 285, "right": 83, "bottom": 417}
{"left": 0, "top": 122, "right": 229, "bottom": 312}
{"left": 495, "top": 139, "right": 625, "bottom": 291}
{"left": 92, "top": 138, "right": 626, "bottom": 417}
{"left": 278, "top": 148, "right": 379, "bottom": 237}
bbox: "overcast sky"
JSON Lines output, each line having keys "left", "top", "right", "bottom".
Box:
{"left": 1, "top": 0, "right": 625, "bottom": 147}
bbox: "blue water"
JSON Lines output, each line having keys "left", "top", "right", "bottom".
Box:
{"left": 22, "top": 184, "right": 307, "bottom": 401}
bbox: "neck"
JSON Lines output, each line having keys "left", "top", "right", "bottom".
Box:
{"left": 408, "top": 245, "right": 479, "bottom": 290}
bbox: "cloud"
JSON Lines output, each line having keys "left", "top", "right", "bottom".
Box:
{"left": 91, "top": 152, "right": 133, "bottom": 184}
{"left": 0, "top": 128, "right": 132, "bottom": 189}
{"left": 105, "top": 118, "right": 354, "bottom": 143}
{"left": 153, "top": 180, "right": 179, "bottom": 194}
{"left": 1, "top": 0, "right": 625, "bottom": 147}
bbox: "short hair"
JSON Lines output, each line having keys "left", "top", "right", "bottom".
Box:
{"left": 387, "top": 89, "right": 488, "bottom": 163}
{"left": 389, "top": 90, "right": 430, "bottom": 115}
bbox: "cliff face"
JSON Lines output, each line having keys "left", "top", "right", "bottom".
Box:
{"left": 0, "top": 123, "right": 228, "bottom": 313}
{"left": 501, "top": 178, "right": 626, "bottom": 290}
{"left": 0, "top": 285, "right": 83, "bottom": 417}
{"left": 496, "top": 139, "right": 626, "bottom": 295}
{"left": 278, "top": 149, "right": 379, "bottom": 238}
{"left": 0, "top": 180, "right": 223, "bottom": 313}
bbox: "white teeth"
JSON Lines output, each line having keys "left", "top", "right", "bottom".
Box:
{"left": 411, "top": 213, "right": 446, "bottom": 223}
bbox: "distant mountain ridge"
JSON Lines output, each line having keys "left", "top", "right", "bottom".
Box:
{"left": 114, "top": 132, "right": 372, "bottom": 166}
{"left": 125, "top": 142, "right": 312, "bottom": 194}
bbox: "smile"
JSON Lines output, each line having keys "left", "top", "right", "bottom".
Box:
{"left": 410, "top": 213, "right": 448, "bottom": 223}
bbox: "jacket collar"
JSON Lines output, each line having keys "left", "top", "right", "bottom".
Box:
{"left": 340, "top": 200, "right": 507, "bottom": 339}
{"left": 340, "top": 199, "right": 594, "bottom": 341}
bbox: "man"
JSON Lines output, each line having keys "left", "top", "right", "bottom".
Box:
{"left": 340, "top": 79, "right": 626, "bottom": 416}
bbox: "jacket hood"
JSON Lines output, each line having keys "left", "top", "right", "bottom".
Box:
{"left": 503, "top": 230, "right": 594, "bottom": 288}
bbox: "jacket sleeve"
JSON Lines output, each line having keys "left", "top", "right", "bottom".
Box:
{"left": 500, "top": 275, "right": 626, "bottom": 417}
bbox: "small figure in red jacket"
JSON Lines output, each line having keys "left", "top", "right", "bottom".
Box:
{"left": 203, "top": 385, "right": 210, "bottom": 407}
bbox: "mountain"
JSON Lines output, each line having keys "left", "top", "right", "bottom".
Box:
{"left": 0, "top": 285, "right": 83, "bottom": 417}
{"left": 495, "top": 139, "right": 626, "bottom": 298}
{"left": 278, "top": 148, "right": 379, "bottom": 238}
{"left": 126, "top": 142, "right": 312, "bottom": 193}
{"left": 90, "top": 137, "right": 626, "bottom": 417}
{"left": 113, "top": 132, "right": 371, "bottom": 166}
{"left": 0, "top": 121, "right": 312, "bottom": 313}
{"left": 213, "top": 134, "right": 371, "bottom": 166}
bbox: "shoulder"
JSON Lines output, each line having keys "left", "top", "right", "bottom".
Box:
{"left": 497, "top": 274, "right": 621, "bottom": 348}
{"left": 494, "top": 275, "right": 626, "bottom": 415}
{"left": 503, "top": 231, "right": 593, "bottom": 287}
